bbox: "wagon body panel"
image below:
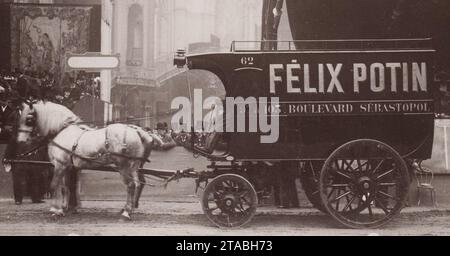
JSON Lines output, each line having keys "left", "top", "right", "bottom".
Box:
{"left": 186, "top": 40, "right": 436, "bottom": 161}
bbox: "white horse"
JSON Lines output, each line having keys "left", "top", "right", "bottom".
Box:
{"left": 16, "top": 100, "right": 161, "bottom": 220}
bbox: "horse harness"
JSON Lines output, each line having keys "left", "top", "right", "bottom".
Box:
{"left": 65, "top": 124, "right": 151, "bottom": 167}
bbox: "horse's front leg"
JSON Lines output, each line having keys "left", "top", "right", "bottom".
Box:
{"left": 133, "top": 172, "right": 145, "bottom": 209}
{"left": 61, "top": 174, "right": 70, "bottom": 213}
{"left": 67, "top": 168, "right": 81, "bottom": 214}
{"left": 120, "top": 174, "right": 136, "bottom": 221}
{"left": 49, "top": 164, "right": 66, "bottom": 217}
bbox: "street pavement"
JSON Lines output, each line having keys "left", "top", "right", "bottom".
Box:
{"left": 1, "top": 198, "right": 450, "bottom": 236}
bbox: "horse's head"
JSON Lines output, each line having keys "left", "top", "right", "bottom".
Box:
{"left": 17, "top": 100, "right": 38, "bottom": 143}
{"left": 17, "top": 99, "right": 81, "bottom": 143}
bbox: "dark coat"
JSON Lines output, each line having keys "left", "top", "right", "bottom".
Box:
{"left": 0, "top": 103, "right": 17, "bottom": 144}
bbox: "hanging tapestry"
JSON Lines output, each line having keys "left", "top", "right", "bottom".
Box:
{"left": 10, "top": 5, "right": 93, "bottom": 82}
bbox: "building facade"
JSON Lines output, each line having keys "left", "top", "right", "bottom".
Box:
{"left": 108, "top": 0, "right": 262, "bottom": 127}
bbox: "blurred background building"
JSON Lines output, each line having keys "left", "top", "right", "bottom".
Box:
{"left": 0, "top": 0, "right": 263, "bottom": 128}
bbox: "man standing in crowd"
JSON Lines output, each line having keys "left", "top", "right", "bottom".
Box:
{"left": 1, "top": 73, "right": 48, "bottom": 205}
{"left": 0, "top": 81, "right": 23, "bottom": 204}
{"left": 153, "top": 122, "right": 177, "bottom": 151}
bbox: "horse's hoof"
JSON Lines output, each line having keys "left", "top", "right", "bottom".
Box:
{"left": 50, "top": 208, "right": 65, "bottom": 217}
{"left": 120, "top": 210, "right": 132, "bottom": 221}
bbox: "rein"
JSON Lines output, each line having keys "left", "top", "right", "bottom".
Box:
{"left": 15, "top": 137, "right": 49, "bottom": 158}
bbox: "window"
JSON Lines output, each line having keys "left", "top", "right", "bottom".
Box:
{"left": 127, "top": 4, "right": 143, "bottom": 66}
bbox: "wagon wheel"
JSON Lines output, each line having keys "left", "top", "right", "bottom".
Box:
{"left": 319, "top": 139, "right": 410, "bottom": 229}
{"left": 201, "top": 174, "right": 258, "bottom": 228}
{"left": 299, "top": 161, "right": 327, "bottom": 213}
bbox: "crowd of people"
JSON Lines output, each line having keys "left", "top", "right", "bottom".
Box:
{"left": 0, "top": 69, "right": 101, "bottom": 110}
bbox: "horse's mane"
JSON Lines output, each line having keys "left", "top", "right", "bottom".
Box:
{"left": 33, "top": 101, "right": 82, "bottom": 136}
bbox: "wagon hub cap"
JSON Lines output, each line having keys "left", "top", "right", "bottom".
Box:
{"left": 223, "top": 195, "right": 236, "bottom": 208}
{"left": 358, "top": 177, "right": 373, "bottom": 193}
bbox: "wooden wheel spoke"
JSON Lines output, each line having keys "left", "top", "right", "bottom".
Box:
{"left": 342, "top": 160, "right": 356, "bottom": 172}
{"left": 360, "top": 160, "right": 370, "bottom": 172}
{"left": 368, "top": 203, "right": 374, "bottom": 218}
{"left": 343, "top": 195, "right": 356, "bottom": 212}
{"left": 213, "top": 191, "right": 224, "bottom": 200}
{"left": 377, "top": 190, "right": 397, "bottom": 201}
{"left": 376, "top": 168, "right": 395, "bottom": 181}
{"left": 347, "top": 162, "right": 357, "bottom": 173}
{"left": 224, "top": 180, "right": 234, "bottom": 189}
{"left": 240, "top": 196, "right": 250, "bottom": 206}
{"left": 378, "top": 182, "right": 397, "bottom": 187}
{"left": 335, "top": 160, "right": 345, "bottom": 171}
{"left": 345, "top": 194, "right": 354, "bottom": 211}
{"left": 235, "top": 204, "right": 246, "bottom": 213}
{"left": 335, "top": 189, "right": 341, "bottom": 211}
{"left": 326, "top": 184, "right": 351, "bottom": 188}
{"left": 335, "top": 170, "right": 353, "bottom": 181}
{"left": 330, "top": 190, "right": 352, "bottom": 204}
{"left": 371, "top": 159, "right": 385, "bottom": 175}
{"left": 238, "top": 190, "right": 249, "bottom": 198}
{"left": 375, "top": 198, "right": 390, "bottom": 215}
{"left": 357, "top": 159, "right": 363, "bottom": 172}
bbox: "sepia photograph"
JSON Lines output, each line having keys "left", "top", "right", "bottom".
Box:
{"left": 0, "top": 0, "right": 449, "bottom": 239}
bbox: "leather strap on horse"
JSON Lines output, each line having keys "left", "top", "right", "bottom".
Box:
{"left": 122, "top": 127, "right": 128, "bottom": 154}
{"left": 70, "top": 130, "right": 88, "bottom": 166}
{"left": 105, "top": 126, "right": 110, "bottom": 150}
{"left": 15, "top": 137, "right": 49, "bottom": 158}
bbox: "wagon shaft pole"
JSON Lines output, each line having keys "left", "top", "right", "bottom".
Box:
{"left": 3, "top": 159, "right": 54, "bottom": 167}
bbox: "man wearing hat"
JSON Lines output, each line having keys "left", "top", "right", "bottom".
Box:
{"left": 152, "top": 122, "right": 177, "bottom": 151}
